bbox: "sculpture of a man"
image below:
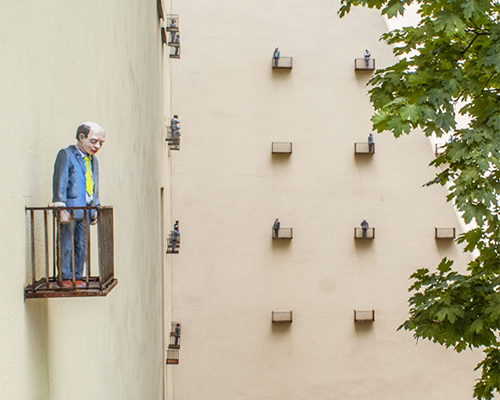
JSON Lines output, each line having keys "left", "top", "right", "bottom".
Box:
{"left": 52, "top": 122, "right": 106, "bottom": 288}
{"left": 361, "top": 218, "right": 369, "bottom": 238}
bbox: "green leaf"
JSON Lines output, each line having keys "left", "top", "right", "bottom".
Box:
{"left": 400, "top": 103, "right": 422, "bottom": 122}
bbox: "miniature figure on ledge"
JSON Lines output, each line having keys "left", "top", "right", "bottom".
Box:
{"left": 273, "top": 218, "right": 280, "bottom": 238}
{"left": 360, "top": 218, "right": 369, "bottom": 238}
{"left": 167, "top": 220, "right": 180, "bottom": 253}
{"left": 364, "top": 49, "right": 371, "bottom": 68}
{"left": 172, "top": 32, "right": 180, "bottom": 56}
{"left": 368, "top": 133, "right": 374, "bottom": 153}
{"left": 273, "top": 47, "right": 280, "bottom": 68}
{"left": 174, "top": 323, "right": 181, "bottom": 346}
{"left": 171, "top": 114, "right": 181, "bottom": 138}
{"left": 52, "top": 122, "right": 106, "bottom": 289}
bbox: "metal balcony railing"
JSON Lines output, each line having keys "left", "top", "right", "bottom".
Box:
{"left": 166, "top": 14, "right": 179, "bottom": 31}
{"left": 435, "top": 227, "right": 455, "bottom": 239}
{"left": 272, "top": 227, "right": 293, "bottom": 239}
{"left": 166, "top": 348, "right": 180, "bottom": 364}
{"left": 435, "top": 143, "right": 446, "bottom": 156}
{"left": 166, "top": 126, "right": 181, "bottom": 151}
{"left": 354, "top": 227, "right": 375, "bottom": 239}
{"left": 354, "top": 310, "right": 375, "bottom": 322}
{"left": 169, "top": 322, "right": 181, "bottom": 349}
{"left": 354, "top": 142, "right": 375, "bottom": 154}
{"left": 170, "top": 46, "right": 181, "bottom": 59}
{"left": 168, "top": 32, "right": 180, "bottom": 47}
{"left": 272, "top": 142, "right": 292, "bottom": 154}
{"left": 354, "top": 58, "right": 375, "bottom": 70}
{"left": 272, "top": 311, "right": 293, "bottom": 323}
{"left": 24, "top": 206, "right": 117, "bottom": 298}
{"left": 272, "top": 57, "right": 293, "bottom": 69}
{"left": 166, "top": 231, "right": 180, "bottom": 253}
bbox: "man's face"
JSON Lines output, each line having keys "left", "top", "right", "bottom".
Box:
{"left": 78, "top": 130, "right": 106, "bottom": 156}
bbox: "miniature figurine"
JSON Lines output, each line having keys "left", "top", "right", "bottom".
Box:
{"left": 273, "top": 218, "right": 280, "bottom": 238}
{"left": 273, "top": 47, "right": 280, "bottom": 68}
{"left": 368, "top": 133, "right": 374, "bottom": 153}
{"left": 170, "top": 221, "right": 180, "bottom": 253}
{"left": 171, "top": 115, "right": 181, "bottom": 138}
{"left": 52, "top": 122, "right": 106, "bottom": 288}
{"left": 174, "top": 323, "right": 181, "bottom": 346}
{"left": 360, "top": 218, "right": 369, "bottom": 238}
{"left": 364, "top": 49, "right": 371, "bottom": 68}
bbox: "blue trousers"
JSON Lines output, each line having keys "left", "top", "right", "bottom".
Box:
{"left": 60, "top": 219, "right": 89, "bottom": 280}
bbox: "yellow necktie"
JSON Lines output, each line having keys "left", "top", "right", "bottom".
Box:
{"left": 84, "top": 155, "right": 93, "bottom": 196}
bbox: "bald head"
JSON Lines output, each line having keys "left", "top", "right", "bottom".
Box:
{"left": 76, "top": 121, "right": 106, "bottom": 156}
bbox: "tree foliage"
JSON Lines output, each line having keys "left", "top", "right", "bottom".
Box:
{"left": 339, "top": 0, "right": 500, "bottom": 398}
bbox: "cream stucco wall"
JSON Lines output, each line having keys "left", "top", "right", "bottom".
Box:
{"left": 170, "top": 1, "right": 483, "bottom": 399}
{"left": 1, "top": 1, "right": 173, "bottom": 399}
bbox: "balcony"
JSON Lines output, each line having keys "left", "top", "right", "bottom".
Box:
{"left": 166, "top": 14, "right": 179, "bottom": 31}
{"left": 166, "top": 126, "right": 180, "bottom": 150}
{"left": 169, "top": 322, "right": 181, "bottom": 349}
{"left": 170, "top": 46, "right": 181, "bottom": 59}
{"left": 272, "top": 227, "right": 293, "bottom": 239}
{"left": 166, "top": 348, "right": 179, "bottom": 364}
{"left": 435, "top": 143, "right": 445, "bottom": 156}
{"left": 354, "top": 227, "right": 375, "bottom": 239}
{"left": 272, "top": 57, "right": 293, "bottom": 69}
{"left": 355, "top": 58, "right": 375, "bottom": 70}
{"left": 435, "top": 227, "right": 455, "bottom": 239}
{"left": 354, "top": 310, "right": 375, "bottom": 322}
{"left": 354, "top": 142, "right": 375, "bottom": 154}
{"left": 168, "top": 33, "right": 180, "bottom": 48}
{"left": 166, "top": 231, "right": 180, "bottom": 253}
{"left": 24, "top": 206, "right": 117, "bottom": 299}
{"left": 272, "top": 142, "right": 292, "bottom": 154}
{"left": 272, "top": 311, "right": 293, "bottom": 323}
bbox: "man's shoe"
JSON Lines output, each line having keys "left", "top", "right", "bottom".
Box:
{"left": 60, "top": 280, "right": 73, "bottom": 289}
{"left": 74, "top": 280, "right": 86, "bottom": 288}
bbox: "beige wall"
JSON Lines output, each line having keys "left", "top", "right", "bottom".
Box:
{"left": 0, "top": 1, "right": 172, "bottom": 399}
{"left": 170, "top": 1, "right": 483, "bottom": 399}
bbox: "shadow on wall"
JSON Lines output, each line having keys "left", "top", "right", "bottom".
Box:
{"left": 435, "top": 238, "right": 459, "bottom": 260}
{"left": 272, "top": 238, "right": 292, "bottom": 251}
{"left": 270, "top": 152, "right": 292, "bottom": 169}
{"left": 354, "top": 320, "right": 374, "bottom": 336}
{"left": 354, "top": 237, "right": 374, "bottom": 251}
{"left": 26, "top": 301, "right": 49, "bottom": 400}
{"left": 354, "top": 69, "right": 373, "bottom": 87}
{"left": 270, "top": 69, "right": 293, "bottom": 82}
{"left": 353, "top": 153, "right": 375, "bottom": 171}
{"left": 271, "top": 322, "right": 292, "bottom": 335}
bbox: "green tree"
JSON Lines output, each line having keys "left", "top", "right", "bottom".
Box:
{"left": 339, "top": 0, "right": 500, "bottom": 398}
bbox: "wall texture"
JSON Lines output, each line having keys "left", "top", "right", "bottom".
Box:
{"left": 0, "top": 1, "right": 171, "bottom": 399}
{"left": 170, "top": 1, "right": 483, "bottom": 399}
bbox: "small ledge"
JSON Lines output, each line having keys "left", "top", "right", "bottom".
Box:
{"left": 166, "top": 348, "right": 179, "bottom": 364}
{"left": 272, "top": 228, "right": 293, "bottom": 239}
{"left": 435, "top": 227, "right": 455, "bottom": 239}
{"left": 166, "top": 14, "right": 179, "bottom": 31}
{"left": 354, "top": 310, "right": 375, "bottom": 322}
{"left": 354, "top": 142, "right": 375, "bottom": 154}
{"left": 354, "top": 227, "right": 375, "bottom": 239}
{"left": 272, "top": 142, "right": 292, "bottom": 154}
{"left": 354, "top": 58, "right": 375, "bottom": 71}
{"left": 272, "top": 311, "right": 293, "bottom": 323}
{"left": 272, "top": 57, "right": 293, "bottom": 69}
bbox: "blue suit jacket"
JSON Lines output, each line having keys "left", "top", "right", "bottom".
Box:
{"left": 52, "top": 145, "right": 99, "bottom": 220}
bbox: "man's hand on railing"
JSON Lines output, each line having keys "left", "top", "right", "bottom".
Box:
{"left": 58, "top": 209, "right": 71, "bottom": 225}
